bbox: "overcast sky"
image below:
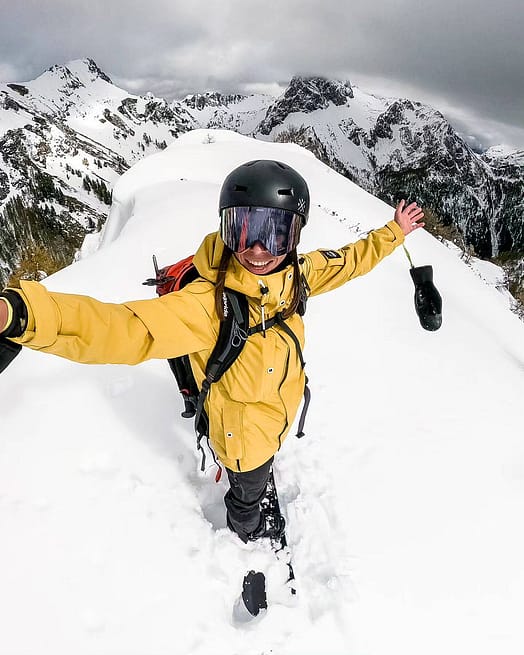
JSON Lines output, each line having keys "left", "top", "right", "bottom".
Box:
{"left": 2, "top": 0, "right": 523, "bottom": 150}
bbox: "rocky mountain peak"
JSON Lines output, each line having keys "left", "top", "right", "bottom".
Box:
{"left": 43, "top": 59, "right": 113, "bottom": 87}
{"left": 286, "top": 76, "right": 354, "bottom": 108}
{"left": 258, "top": 75, "right": 354, "bottom": 135}
{"left": 43, "top": 63, "right": 85, "bottom": 90}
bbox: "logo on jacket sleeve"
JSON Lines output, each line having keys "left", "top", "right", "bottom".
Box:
{"left": 320, "top": 250, "right": 342, "bottom": 261}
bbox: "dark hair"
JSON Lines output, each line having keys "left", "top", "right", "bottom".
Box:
{"left": 284, "top": 250, "right": 303, "bottom": 319}
{"left": 214, "top": 245, "right": 234, "bottom": 320}
{"left": 214, "top": 248, "right": 303, "bottom": 321}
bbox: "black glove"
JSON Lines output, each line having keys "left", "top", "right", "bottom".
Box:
{"left": 0, "top": 338, "right": 22, "bottom": 374}
{"left": 409, "top": 265, "right": 442, "bottom": 331}
{"left": 0, "top": 290, "right": 26, "bottom": 374}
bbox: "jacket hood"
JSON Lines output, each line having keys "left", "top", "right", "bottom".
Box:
{"left": 193, "top": 232, "right": 293, "bottom": 301}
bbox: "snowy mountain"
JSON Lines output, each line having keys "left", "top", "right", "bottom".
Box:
{"left": 181, "top": 91, "right": 271, "bottom": 134}
{"left": 1, "top": 61, "right": 523, "bottom": 308}
{"left": 0, "top": 59, "right": 196, "bottom": 285}
{"left": 1, "top": 130, "right": 524, "bottom": 655}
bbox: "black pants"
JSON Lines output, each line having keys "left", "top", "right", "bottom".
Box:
{"left": 224, "top": 457, "right": 273, "bottom": 542}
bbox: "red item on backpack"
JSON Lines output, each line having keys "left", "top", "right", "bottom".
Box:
{"left": 143, "top": 254, "right": 199, "bottom": 296}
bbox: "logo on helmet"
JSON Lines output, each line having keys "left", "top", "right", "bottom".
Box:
{"left": 297, "top": 198, "right": 306, "bottom": 214}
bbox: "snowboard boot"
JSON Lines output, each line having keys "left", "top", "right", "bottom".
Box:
{"left": 248, "top": 509, "right": 286, "bottom": 542}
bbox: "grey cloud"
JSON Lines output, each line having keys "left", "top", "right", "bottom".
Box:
{"left": 1, "top": 0, "right": 522, "bottom": 148}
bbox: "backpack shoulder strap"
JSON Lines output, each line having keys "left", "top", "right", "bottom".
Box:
{"left": 205, "top": 289, "right": 249, "bottom": 384}
{"left": 194, "top": 289, "right": 249, "bottom": 469}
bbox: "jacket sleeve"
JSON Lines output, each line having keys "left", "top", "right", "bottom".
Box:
{"left": 10, "top": 279, "right": 217, "bottom": 365}
{"left": 301, "top": 220, "right": 405, "bottom": 296}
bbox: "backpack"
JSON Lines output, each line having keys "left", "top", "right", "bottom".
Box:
{"left": 143, "top": 254, "right": 311, "bottom": 478}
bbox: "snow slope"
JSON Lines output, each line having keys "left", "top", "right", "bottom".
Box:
{"left": 1, "top": 130, "right": 524, "bottom": 655}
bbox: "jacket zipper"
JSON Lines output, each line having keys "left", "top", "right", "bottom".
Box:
{"left": 258, "top": 280, "right": 270, "bottom": 338}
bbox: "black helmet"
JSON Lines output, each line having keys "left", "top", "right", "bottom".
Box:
{"left": 219, "top": 160, "right": 310, "bottom": 225}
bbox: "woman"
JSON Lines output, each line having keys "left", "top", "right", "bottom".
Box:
{"left": 0, "top": 159, "right": 424, "bottom": 543}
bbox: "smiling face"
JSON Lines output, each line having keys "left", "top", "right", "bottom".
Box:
{"left": 234, "top": 241, "right": 287, "bottom": 275}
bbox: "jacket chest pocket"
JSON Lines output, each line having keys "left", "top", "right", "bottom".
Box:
{"left": 222, "top": 400, "right": 245, "bottom": 461}
{"left": 220, "top": 333, "right": 279, "bottom": 402}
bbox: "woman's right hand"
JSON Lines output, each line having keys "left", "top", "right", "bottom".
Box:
{"left": 394, "top": 200, "right": 425, "bottom": 236}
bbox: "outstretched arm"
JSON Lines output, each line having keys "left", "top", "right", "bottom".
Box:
{"left": 0, "top": 280, "right": 217, "bottom": 365}
{"left": 302, "top": 200, "right": 424, "bottom": 296}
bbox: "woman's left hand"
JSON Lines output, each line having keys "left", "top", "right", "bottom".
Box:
{"left": 394, "top": 200, "right": 425, "bottom": 236}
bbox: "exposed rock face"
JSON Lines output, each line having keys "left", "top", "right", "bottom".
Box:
{"left": 85, "top": 58, "right": 113, "bottom": 84}
{"left": 258, "top": 76, "right": 354, "bottom": 135}
{"left": 481, "top": 150, "right": 524, "bottom": 254}
{"left": 6, "top": 84, "right": 29, "bottom": 97}
{"left": 183, "top": 92, "right": 245, "bottom": 110}
{"left": 0, "top": 124, "right": 105, "bottom": 285}
{"left": 369, "top": 111, "right": 498, "bottom": 258}
{"left": 0, "top": 169, "right": 9, "bottom": 201}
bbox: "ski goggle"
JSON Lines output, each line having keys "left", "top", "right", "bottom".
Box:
{"left": 220, "top": 206, "right": 302, "bottom": 256}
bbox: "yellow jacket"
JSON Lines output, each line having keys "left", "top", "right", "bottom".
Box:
{"left": 12, "top": 221, "right": 404, "bottom": 471}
